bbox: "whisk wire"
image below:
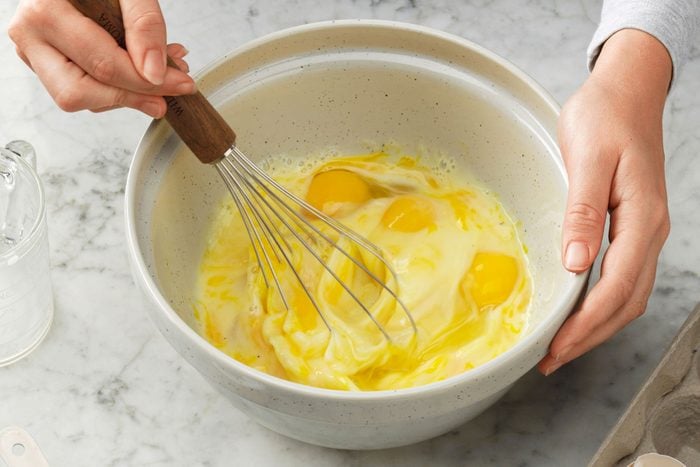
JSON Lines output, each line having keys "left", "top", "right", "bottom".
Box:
{"left": 218, "top": 158, "right": 333, "bottom": 332}
{"left": 227, "top": 148, "right": 417, "bottom": 337}
{"left": 227, "top": 157, "right": 394, "bottom": 341}
{"left": 233, "top": 148, "right": 384, "bottom": 256}
{"left": 216, "top": 164, "right": 276, "bottom": 291}
{"left": 224, "top": 162, "right": 292, "bottom": 260}
{"left": 218, "top": 146, "right": 418, "bottom": 340}
{"left": 229, "top": 148, "right": 416, "bottom": 328}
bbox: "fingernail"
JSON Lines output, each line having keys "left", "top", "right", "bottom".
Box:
{"left": 173, "top": 59, "right": 190, "bottom": 73}
{"left": 545, "top": 360, "right": 564, "bottom": 376}
{"left": 142, "top": 101, "right": 164, "bottom": 118}
{"left": 556, "top": 344, "right": 573, "bottom": 361}
{"left": 565, "top": 241, "right": 589, "bottom": 271}
{"left": 172, "top": 46, "right": 189, "bottom": 58}
{"left": 176, "top": 80, "right": 196, "bottom": 94}
{"left": 143, "top": 49, "right": 166, "bottom": 85}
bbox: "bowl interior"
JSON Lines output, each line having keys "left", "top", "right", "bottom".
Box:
{"left": 131, "top": 21, "right": 575, "bottom": 369}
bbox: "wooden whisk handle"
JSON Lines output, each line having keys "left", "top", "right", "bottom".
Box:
{"left": 66, "top": 0, "right": 236, "bottom": 164}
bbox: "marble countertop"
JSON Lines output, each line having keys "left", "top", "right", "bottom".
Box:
{"left": 1, "top": 0, "right": 699, "bottom": 465}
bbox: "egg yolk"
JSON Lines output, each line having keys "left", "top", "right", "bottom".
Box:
{"left": 467, "top": 252, "right": 519, "bottom": 308}
{"left": 381, "top": 196, "right": 435, "bottom": 232}
{"left": 305, "top": 169, "right": 371, "bottom": 214}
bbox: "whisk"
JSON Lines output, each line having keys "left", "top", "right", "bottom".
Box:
{"left": 70, "top": 0, "right": 416, "bottom": 341}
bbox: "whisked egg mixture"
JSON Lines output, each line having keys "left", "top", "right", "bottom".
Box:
{"left": 193, "top": 150, "right": 532, "bottom": 390}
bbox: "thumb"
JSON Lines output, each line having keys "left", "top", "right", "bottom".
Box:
{"left": 560, "top": 146, "right": 616, "bottom": 273}
{"left": 120, "top": 0, "right": 168, "bottom": 85}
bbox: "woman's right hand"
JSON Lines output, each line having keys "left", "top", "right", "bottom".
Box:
{"left": 8, "top": 0, "right": 195, "bottom": 118}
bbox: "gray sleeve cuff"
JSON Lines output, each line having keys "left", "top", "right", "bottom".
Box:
{"left": 587, "top": 0, "right": 700, "bottom": 86}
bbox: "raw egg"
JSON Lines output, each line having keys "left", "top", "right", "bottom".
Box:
{"left": 194, "top": 151, "right": 532, "bottom": 390}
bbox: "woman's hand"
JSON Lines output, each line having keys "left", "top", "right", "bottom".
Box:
{"left": 8, "top": 0, "right": 195, "bottom": 118}
{"left": 539, "top": 29, "right": 672, "bottom": 375}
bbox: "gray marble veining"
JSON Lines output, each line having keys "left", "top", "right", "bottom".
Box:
{"left": 1, "top": 0, "right": 699, "bottom": 465}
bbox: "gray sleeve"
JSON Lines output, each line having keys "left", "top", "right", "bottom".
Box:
{"left": 588, "top": 0, "right": 700, "bottom": 84}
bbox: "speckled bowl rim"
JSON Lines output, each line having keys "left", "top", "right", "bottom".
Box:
{"left": 125, "top": 19, "right": 588, "bottom": 401}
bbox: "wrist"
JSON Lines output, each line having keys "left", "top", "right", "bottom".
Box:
{"left": 590, "top": 29, "right": 672, "bottom": 110}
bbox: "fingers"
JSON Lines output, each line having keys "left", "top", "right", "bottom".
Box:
{"left": 39, "top": 2, "right": 194, "bottom": 96}
{"left": 9, "top": 0, "right": 194, "bottom": 116}
{"left": 167, "top": 43, "right": 190, "bottom": 72}
{"left": 14, "top": 45, "right": 32, "bottom": 69}
{"left": 558, "top": 122, "right": 617, "bottom": 274}
{"left": 538, "top": 168, "right": 669, "bottom": 375}
{"left": 25, "top": 41, "right": 167, "bottom": 117}
{"left": 538, "top": 250, "right": 658, "bottom": 375}
{"left": 119, "top": 0, "right": 167, "bottom": 85}
{"left": 562, "top": 260, "right": 656, "bottom": 357}
{"left": 167, "top": 43, "right": 189, "bottom": 59}
{"left": 555, "top": 205, "right": 650, "bottom": 345}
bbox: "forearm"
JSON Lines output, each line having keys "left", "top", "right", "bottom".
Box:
{"left": 588, "top": 0, "right": 700, "bottom": 87}
{"left": 591, "top": 29, "right": 672, "bottom": 115}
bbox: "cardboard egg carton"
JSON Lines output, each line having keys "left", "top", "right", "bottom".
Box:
{"left": 590, "top": 305, "right": 700, "bottom": 466}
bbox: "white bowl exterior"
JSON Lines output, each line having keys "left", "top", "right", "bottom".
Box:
{"left": 125, "top": 20, "right": 587, "bottom": 449}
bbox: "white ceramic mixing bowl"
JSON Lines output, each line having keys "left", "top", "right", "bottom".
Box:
{"left": 125, "top": 20, "right": 587, "bottom": 449}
